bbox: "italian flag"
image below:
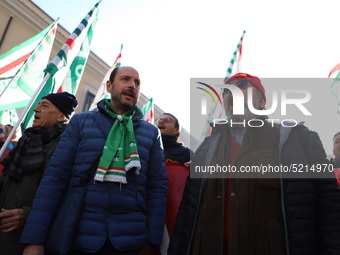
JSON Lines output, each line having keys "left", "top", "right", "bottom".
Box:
{"left": 89, "top": 43, "right": 123, "bottom": 110}
{"left": 0, "top": 20, "right": 58, "bottom": 112}
{"left": 224, "top": 30, "right": 246, "bottom": 82}
{"left": 196, "top": 30, "right": 246, "bottom": 150}
{"left": 0, "top": 23, "right": 54, "bottom": 78}
{"left": 141, "top": 97, "right": 154, "bottom": 124}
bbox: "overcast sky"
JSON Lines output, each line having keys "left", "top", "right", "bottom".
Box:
{"left": 31, "top": 0, "right": 340, "bottom": 154}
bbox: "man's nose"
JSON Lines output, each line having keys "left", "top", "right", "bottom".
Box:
{"left": 128, "top": 80, "right": 137, "bottom": 88}
{"left": 33, "top": 105, "right": 40, "bottom": 112}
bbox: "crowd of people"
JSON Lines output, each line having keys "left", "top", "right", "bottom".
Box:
{"left": 0, "top": 67, "right": 339, "bottom": 255}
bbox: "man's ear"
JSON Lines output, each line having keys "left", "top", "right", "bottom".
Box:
{"left": 57, "top": 113, "right": 67, "bottom": 123}
{"left": 175, "top": 127, "right": 180, "bottom": 135}
{"left": 106, "top": 80, "right": 112, "bottom": 93}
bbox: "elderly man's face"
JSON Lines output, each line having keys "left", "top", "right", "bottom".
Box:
{"left": 223, "top": 80, "right": 265, "bottom": 126}
{"left": 32, "top": 99, "right": 65, "bottom": 128}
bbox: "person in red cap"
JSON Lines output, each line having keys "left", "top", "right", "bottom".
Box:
{"left": 168, "top": 73, "right": 340, "bottom": 255}
{"left": 223, "top": 73, "right": 266, "bottom": 126}
{"left": 0, "top": 92, "right": 78, "bottom": 255}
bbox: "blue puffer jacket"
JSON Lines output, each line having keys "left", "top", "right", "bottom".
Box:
{"left": 20, "top": 100, "right": 168, "bottom": 252}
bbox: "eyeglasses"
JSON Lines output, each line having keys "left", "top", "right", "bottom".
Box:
{"left": 156, "top": 118, "right": 174, "bottom": 124}
{"left": 0, "top": 128, "right": 6, "bottom": 135}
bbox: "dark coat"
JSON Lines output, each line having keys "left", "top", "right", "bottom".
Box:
{"left": 168, "top": 122, "right": 340, "bottom": 255}
{"left": 0, "top": 133, "right": 62, "bottom": 255}
{"left": 161, "top": 134, "right": 192, "bottom": 165}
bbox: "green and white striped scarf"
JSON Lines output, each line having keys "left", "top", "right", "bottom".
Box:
{"left": 94, "top": 100, "right": 141, "bottom": 183}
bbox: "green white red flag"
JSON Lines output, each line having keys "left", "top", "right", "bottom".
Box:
{"left": 0, "top": 23, "right": 54, "bottom": 127}
{"left": 23, "top": 1, "right": 101, "bottom": 129}
{"left": 0, "top": 21, "right": 58, "bottom": 111}
{"left": 195, "top": 30, "right": 246, "bottom": 150}
{"left": 224, "top": 30, "right": 246, "bottom": 82}
{"left": 141, "top": 97, "right": 154, "bottom": 124}
{"left": 56, "top": 5, "right": 102, "bottom": 95}
{"left": 89, "top": 43, "right": 123, "bottom": 110}
{"left": 0, "top": 23, "right": 54, "bottom": 78}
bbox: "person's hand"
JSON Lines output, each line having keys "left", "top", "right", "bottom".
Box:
{"left": 22, "top": 244, "right": 44, "bottom": 255}
{"left": 140, "top": 243, "right": 159, "bottom": 255}
{"left": 0, "top": 208, "right": 25, "bottom": 233}
{"left": 184, "top": 160, "right": 191, "bottom": 168}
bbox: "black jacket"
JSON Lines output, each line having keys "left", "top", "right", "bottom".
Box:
{"left": 168, "top": 123, "right": 340, "bottom": 255}
{"left": 161, "top": 134, "right": 192, "bottom": 164}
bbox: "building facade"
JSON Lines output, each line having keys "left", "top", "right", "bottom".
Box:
{"left": 0, "top": 0, "right": 195, "bottom": 148}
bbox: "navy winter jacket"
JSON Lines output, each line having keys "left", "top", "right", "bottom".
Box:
{"left": 20, "top": 101, "right": 168, "bottom": 252}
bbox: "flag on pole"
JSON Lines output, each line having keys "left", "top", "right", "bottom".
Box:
{"left": 224, "top": 30, "right": 246, "bottom": 82}
{"left": 0, "top": 21, "right": 57, "bottom": 129}
{"left": 22, "top": 1, "right": 102, "bottom": 129}
{"left": 195, "top": 30, "right": 246, "bottom": 150}
{"left": 0, "top": 23, "right": 55, "bottom": 78}
{"left": 0, "top": 109, "right": 19, "bottom": 126}
{"left": 0, "top": 21, "right": 58, "bottom": 110}
{"left": 89, "top": 43, "right": 123, "bottom": 110}
{"left": 56, "top": 10, "right": 104, "bottom": 95}
{"left": 141, "top": 97, "right": 154, "bottom": 124}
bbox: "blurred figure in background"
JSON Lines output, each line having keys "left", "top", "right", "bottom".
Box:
{"left": 156, "top": 113, "right": 193, "bottom": 254}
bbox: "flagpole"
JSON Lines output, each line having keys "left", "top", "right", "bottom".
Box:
{"left": 194, "top": 31, "right": 246, "bottom": 151}
{"left": 89, "top": 43, "right": 123, "bottom": 111}
{"left": 0, "top": 73, "right": 16, "bottom": 99}
{"left": 0, "top": 73, "right": 51, "bottom": 158}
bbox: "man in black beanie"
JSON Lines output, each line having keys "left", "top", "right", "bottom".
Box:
{"left": 41, "top": 92, "right": 78, "bottom": 120}
{"left": 0, "top": 91, "right": 78, "bottom": 255}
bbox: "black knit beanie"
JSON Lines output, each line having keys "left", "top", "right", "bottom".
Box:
{"left": 42, "top": 92, "right": 78, "bottom": 119}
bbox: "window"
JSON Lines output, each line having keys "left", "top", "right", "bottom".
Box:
{"left": 82, "top": 90, "right": 95, "bottom": 111}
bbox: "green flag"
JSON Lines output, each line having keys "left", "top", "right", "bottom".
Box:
{"left": 22, "top": 1, "right": 101, "bottom": 129}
